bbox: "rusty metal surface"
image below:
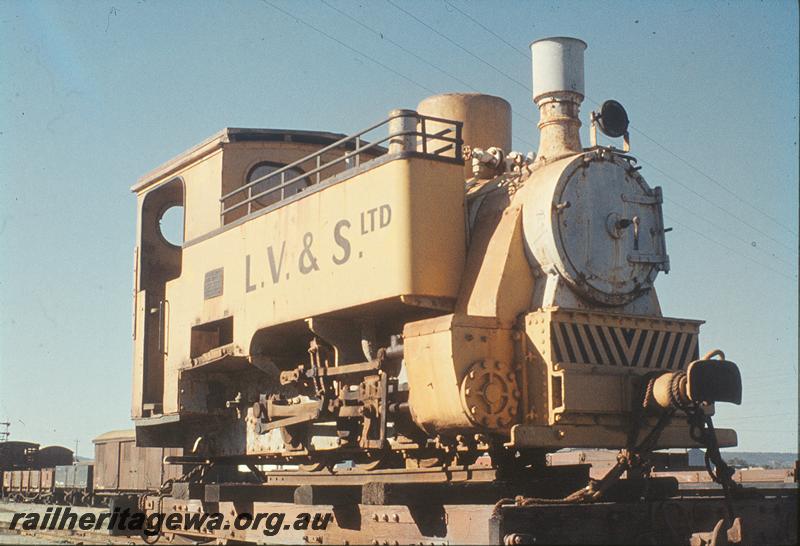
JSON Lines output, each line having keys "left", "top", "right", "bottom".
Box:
{"left": 256, "top": 465, "right": 499, "bottom": 486}
{"left": 137, "top": 487, "right": 797, "bottom": 545}
{"left": 656, "top": 467, "right": 796, "bottom": 485}
{"left": 237, "top": 462, "right": 587, "bottom": 488}
{"left": 140, "top": 496, "right": 497, "bottom": 545}
{"left": 492, "top": 492, "right": 797, "bottom": 545}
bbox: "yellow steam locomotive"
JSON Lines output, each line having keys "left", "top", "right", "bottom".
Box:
{"left": 130, "top": 37, "right": 741, "bottom": 471}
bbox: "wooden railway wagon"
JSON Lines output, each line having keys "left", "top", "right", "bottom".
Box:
{"left": 1, "top": 468, "right": 55, "bottom": 503}
{"left": 92, "top": 430, "right": 182, "bottom": 506}
{"left": 1, "top": 441, "right": 73, "bottom": 502}
{"left": 1, "top": 432, "right": 182, "bottom": 507}
{"left": 53, "top": 461, "right": 94, "bottom": 505}
{"left": 33, "top": 446, "right": 74, "bottom": 469}
{"left": 0, "top": 441, "right": 40, "bottom": 471}
{"left": 0, "top": 443, "right": 73, "bottom": 471}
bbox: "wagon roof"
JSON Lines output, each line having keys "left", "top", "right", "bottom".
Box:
{"left": 132, "top": 127, "right": 348, "bottom": 193}
{"left": 0, "top": 440, "right": 39, "bottom": 449}
{"left": 92, "top": 429, "right": 135, "bottom": 443}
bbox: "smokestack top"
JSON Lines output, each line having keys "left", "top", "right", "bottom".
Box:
{"left": 530, "top": 37, "right": 587, "bottom": 165}
{"left": 530, "top": 37, "right": 587, "bottom": 102}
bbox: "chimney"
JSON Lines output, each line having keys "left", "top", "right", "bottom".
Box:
{"left": 530, "top": 37, "right": 586, "bottom": 165}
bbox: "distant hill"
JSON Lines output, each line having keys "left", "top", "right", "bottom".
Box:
{"left": 722, "top": 451, "right": 797, "bottom": 469}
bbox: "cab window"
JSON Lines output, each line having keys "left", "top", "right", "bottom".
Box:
{"left": 247, "top": 161, "right": 309, "bottom": 210}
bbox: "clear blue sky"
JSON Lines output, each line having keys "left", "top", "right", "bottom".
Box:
{"left": 1, "top": 0, "right": 797, "bottom": 456}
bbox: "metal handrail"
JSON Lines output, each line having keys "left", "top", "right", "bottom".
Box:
{"left": 220, "top": 111, "right": 463, "bottom": 221}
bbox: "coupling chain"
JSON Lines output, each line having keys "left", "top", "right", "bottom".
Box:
{"left": 686, "top": 406, "right": 739, "bottom": 519}
{"left": 492, "top": 410, "right": 674, "bottom": 517}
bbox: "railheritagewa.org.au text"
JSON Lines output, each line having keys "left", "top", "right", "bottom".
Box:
{"left": 10, "top": 506, "right": 332, "bottom": 537}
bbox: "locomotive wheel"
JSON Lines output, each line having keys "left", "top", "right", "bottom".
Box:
{"left": 353, "top": 458, "right": 383, "bottom": 471}
{"left": 299, "top": 461, "right": 332, "bottom": 472}
{"left": 404, "top": 455, "right": 445, "bottom": 469}
{"left": 353, "top": 451, "right": 404, "bottom": 471}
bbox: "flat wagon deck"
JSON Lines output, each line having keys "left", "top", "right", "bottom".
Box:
{"left": 2, "top": 475, "right": 796, "bottom": 545}
{"left": 134, "top": 465, "right": 796, "bottom": 545}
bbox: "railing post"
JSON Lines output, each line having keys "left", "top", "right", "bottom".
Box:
{"left": 420, "top": 117, "right": 428, "bottom": 155}
{"left": 388, "top": 109, "right": 418, "bottom": 154}
{"left": 455, "top": 122, "right": 463, "bottom": 160}
{"left": 221, "top": 111, "right": 459, "bottom": 224}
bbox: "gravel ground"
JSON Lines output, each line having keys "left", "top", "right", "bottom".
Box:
{"left": 0, "top": 501, "right": 142, "bottom": 544}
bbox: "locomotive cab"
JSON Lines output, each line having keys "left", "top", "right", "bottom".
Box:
{"left": 131, "top": 120, "right": 472, "bottom": 456}
{"left": 132, "top": 128, "right": 385, "bottom": 422}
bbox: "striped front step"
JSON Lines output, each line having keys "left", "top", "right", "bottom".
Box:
{"left": 548, "top": 310, "right": 701, "bottom": 370}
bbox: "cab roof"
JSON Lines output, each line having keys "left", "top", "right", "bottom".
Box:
{"left": 132, "top": 128, "right": 348, "bottom": 193}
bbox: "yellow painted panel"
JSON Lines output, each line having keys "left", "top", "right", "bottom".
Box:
{"left": 131, "top": 290, "right": 146, "bottom": 418}
{"left": 404, "top": 313, "right": 515, "bottom": 434}
{"left": 154, "top": 156, "right": 465, "bottom": 414}
{"left": 183, "top": 151, "right": 223, "bottom": 241}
